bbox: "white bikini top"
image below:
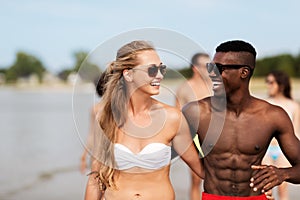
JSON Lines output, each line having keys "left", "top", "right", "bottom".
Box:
{"left": 114, "top": 143, "right": 171, "bottom": 170}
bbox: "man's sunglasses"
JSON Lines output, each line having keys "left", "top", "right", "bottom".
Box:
{"left": 206, "top": 62, "right": 252, "bottom": 74}
{"left": 130, "top": 64, "right": 167, "bottom": 77}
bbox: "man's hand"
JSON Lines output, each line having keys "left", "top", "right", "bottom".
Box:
{"left": 250, "top": 165, "right": 285, "bottom": 193}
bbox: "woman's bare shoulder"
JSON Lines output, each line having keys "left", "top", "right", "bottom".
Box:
{"left": 290, "top": 99, "right": 300, "bottom": 109}
{"left": 152, "top": 99, "right": 181, "bottom": 121}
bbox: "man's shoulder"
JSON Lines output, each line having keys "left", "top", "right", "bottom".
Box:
{"left": 251, "top": 97, "right": 287, "bottom": 116}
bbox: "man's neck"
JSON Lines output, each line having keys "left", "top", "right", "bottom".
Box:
{"left": 226, "top": 89, "right": 252, "bottom": 116}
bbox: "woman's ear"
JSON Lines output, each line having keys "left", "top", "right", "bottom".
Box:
{"left": 123, "top": 69, "right": 133, "bottom": 82}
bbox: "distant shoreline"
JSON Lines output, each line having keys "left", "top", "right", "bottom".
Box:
{"left": 0, "top": 82, "right": 95, "bottom": 93}
{"left": 1, "top": 78, "right": 300, "bottom": 101}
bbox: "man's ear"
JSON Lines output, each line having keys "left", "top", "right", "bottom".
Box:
{"left": 241, "top": 67, "right": 250, "bottom": 79}
{"left": 123, "top": 69, "right": 133, "bottom": 82}
{"left": 192, "top": 66, "right": 198, "bottom": 73}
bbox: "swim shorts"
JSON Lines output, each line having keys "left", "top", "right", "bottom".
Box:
{"left": 202, "top": 192, "right": 267, "bottom": 200}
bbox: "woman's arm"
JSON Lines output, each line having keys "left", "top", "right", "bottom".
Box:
{"left": 293, "top": 102, "right": 300, "bottom": 139}
{"left": 85, "top": 159, "right": 102, "bottom": 200}
{"left": 172, "top": 112, "right": 204, "bottom": 179}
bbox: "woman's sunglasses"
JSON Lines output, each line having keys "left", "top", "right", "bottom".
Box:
{"left": 265, "top": 79, "right": 276, "bottom": 85}
{"left": 130, "top": 64, "right": 167, "bottom": 77}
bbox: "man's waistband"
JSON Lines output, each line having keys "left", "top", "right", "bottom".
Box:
{"left": 202, "top": 192, "right": 267, "bottom": 200}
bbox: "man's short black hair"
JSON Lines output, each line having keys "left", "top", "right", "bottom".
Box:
{"left": 216, "top": 40, "right": 257, "bottom": 58}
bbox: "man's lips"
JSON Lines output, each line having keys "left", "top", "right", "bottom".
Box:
{"left": 212, "top": 80, "right": 223, "bottom": 89}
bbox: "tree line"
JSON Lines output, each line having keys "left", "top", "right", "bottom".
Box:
{"left": 0, "top": 51, "right": 100, "bottom": 83}
{"left": 1, "top": 51, "right": 300, "bottom": 83}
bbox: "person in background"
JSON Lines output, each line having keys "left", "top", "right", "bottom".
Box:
{"left": 263, "top": 70, "right": 300, "bottom": 200}
{"left": 80, "top": 69, "right": 109, "bottom": 174}
{"left": 176, "top": 53, "right": 212, "bottom": 200}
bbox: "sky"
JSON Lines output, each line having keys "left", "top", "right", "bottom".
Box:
{"left": 2, "top": 0, "right": 300, "bottom": 73}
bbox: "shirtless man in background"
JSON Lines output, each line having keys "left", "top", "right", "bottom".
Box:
{"left": 176, "top": 53, "right": 212, "bottom": 200}
{"left": 176, "top": 53, "right": 212, "bottom": 108}
{"left": 183, "top": 40, "right": 300, "bottom": 199}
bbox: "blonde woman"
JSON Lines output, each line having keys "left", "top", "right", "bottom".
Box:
{"left": 84, "top": 40, "right": 204, "bottom": 200}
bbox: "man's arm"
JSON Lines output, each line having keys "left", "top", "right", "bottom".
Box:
{"left": 251, "top": 106, "right": 300, "bottom": 192}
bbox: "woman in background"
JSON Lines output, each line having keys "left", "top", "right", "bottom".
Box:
{"left": 263, "top": 70, "right": 300, "bottom": 200}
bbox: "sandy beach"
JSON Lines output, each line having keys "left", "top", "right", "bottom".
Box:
{"left": 1, "top": 78, "right": 299, "bottom": 199}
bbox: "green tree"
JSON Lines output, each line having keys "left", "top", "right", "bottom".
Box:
{"left": 0, "top": 68, "right": 7, "bottom": 74}
{"left": 57, "top": 68, "right": 73, "bottom": 81}
{"left": 57, "top": 51, "right": 101, "bottom": 82}
{"left": 6, "top": 52, "right": 46, "bottom": 82}
{"left": 72, "top": 51, "right": 101, "bottom": 82}
{"left": 294, "top": 53, "right": 300, "bottom": 77}
{"left": 178, "top": 67, "right": 192, "bottom": 79}
{"left": 254, "top": 54, "right": 296, "bottom": 77}
{"left": 161, "top": 67, "right": 192, "bottom": 79}
{"left": 276, "top": 54, "right": 295, "bottom": 76}
{"left": 73, "top": 51, "right": 88, "bottom": 72}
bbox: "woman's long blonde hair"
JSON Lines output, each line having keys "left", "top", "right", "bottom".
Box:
{"left": 95, "top": 40, "right": 155, "bottom": 189}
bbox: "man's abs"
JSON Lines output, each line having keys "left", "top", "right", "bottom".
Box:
{"left": 203, "top": 153, "right": 263, "bottom": 196}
